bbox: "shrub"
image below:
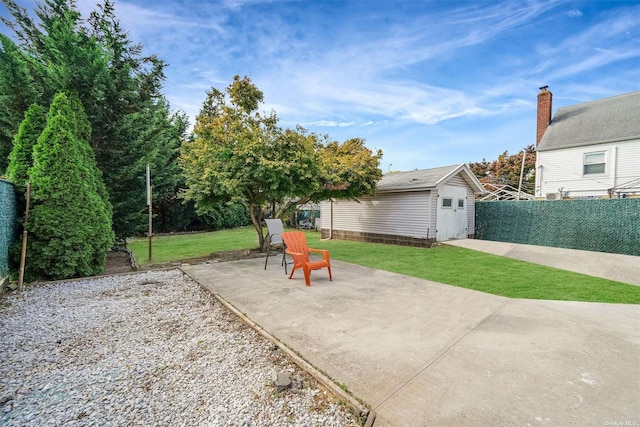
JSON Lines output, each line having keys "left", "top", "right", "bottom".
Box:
{"left": 26, "top": 92, "right": 114, "bottom": 280}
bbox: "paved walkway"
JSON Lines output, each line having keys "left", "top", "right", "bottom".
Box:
{"left": 445, "top": 239, "right": 640, "bottom": 286}
{"left": 182, "top": 242, "right": 640, "bottom": 426}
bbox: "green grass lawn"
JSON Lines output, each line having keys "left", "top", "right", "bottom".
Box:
{"left": 128, "top": 226, "right": 259, "bottom": 264}
{"left": 128, "top": 227, "right": 640, "bottom": 304}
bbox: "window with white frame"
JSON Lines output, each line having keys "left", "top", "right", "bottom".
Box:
{"left": 442, "top": 197, "right": 453, "bottom": 208}
{"left": 583, "top": 151, "right": 605, "bottom": 175}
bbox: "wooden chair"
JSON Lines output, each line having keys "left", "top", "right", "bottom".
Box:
{"left": 281, "top": 231, "right": 332, "bottom": 286}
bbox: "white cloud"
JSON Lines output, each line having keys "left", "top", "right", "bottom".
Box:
{"left": 304, "top": 120, "right": 358, "bottom": 128}
{"left": 533, "top": 7, "right": 640, "bottom": 81}
{"left": 62, "top": 0, "right": 640, "bottom": 169}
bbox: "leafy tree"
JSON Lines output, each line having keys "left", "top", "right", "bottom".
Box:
{"left": 26, "top": 92, "right": 113, "bottom": 280}
{"left": 196, "top": 202, "right": 250, "bottom": 231}
{"left": 468, "top": 158, "right": 491, "bottom": 182}
{"left": 6, "top": 103, "right": 46, "bottom": 190}
{"left": 181, "top": 76, "right": 383, "bottom": 249}
{"left": 469, "top": 145, "right": 536, "bottom": 192}
{"left": 181, "top": 76, "right": 322, "bottom": 250}
{"left": 309, "top": 137, "right": 382, "bottom": 202}
{"left": 275, "top": 136, "right": 383, "bottom": 222}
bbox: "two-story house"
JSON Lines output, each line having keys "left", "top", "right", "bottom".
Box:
{"left": 535, "top": 88, "right": 640, "bottom": 199}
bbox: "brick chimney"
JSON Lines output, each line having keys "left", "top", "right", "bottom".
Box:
{"left": 536, "top": 86, "right": 552, "bottom": 146}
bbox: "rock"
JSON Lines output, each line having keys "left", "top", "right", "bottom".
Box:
{"left": 271, "top": 369, "right": 291, "bottom": 391}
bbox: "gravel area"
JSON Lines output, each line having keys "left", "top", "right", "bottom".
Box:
{"left": 0, "top": 270, "right": 359, "bottom": 426}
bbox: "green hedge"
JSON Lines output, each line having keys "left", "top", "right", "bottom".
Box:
{"left": 0, "top": 179, "right": 17, "bottom": 279}
{"left": 475, "top": 199, "right": 640, "bottom": 256}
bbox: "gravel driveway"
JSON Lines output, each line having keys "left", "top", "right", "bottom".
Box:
{"left": 0, "top": 270, "right": 358, "bottom": 426}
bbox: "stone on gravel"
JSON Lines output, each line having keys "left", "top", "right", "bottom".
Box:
{"left": 271, "top": 370, "right": 292, "bottom": 391}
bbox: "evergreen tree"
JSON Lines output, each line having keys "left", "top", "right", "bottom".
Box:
{"left": 26, "top": 92, "right": 113, "bottom": 280}
{"left": 1, "top": 0, "right": 180, "bottom": 240}
{"left": 0, "top": 35, "right": 38, "bottom": 172}
{"left": 65, "top": 91, "right": 112, "bottom": 221}
{"left": 6, "top": 103, "right": 46, "bottom": 191}
{"left": 149, "top": 106, "right": 193, "bottom": 232}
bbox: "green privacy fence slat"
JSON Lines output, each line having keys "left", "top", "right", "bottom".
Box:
{"left": 475, "top": 199, "right": 640, "bottom": 256}
{"left": 0, "top": 179, "right": 18, "bottom": 279}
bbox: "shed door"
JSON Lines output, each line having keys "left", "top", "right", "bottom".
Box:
{"left": 436, "top": 185, "right": 468, "bottom": 241}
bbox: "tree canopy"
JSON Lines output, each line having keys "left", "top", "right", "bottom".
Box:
{"left": 181, "top": 76, "right": 320, "bottom": 249}
{"left": 0, "top": 33, "right": 38, "bottom": 171}
{"left": 469, "top": 145, "right": 536, "bottom": 193}
{"left": 181, "top": 76, "right": 382, "bottom": 249}
{"left": 310, "top": 137, "right": 382, "bottom": 202}
{"left": 6, "top": 103, "right": 46, "bottom": 191}
{"left": 1, "top": 0, "right": 185, "bottom": 240}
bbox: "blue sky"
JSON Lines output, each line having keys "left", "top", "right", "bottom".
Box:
{"left": 3, "top": 0, "right": 639, "bottom": 171}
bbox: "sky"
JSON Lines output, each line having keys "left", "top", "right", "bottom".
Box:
{"left": 2, "top": 0, "right": 639, "bottom": 172}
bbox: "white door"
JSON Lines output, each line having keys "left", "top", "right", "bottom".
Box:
{"left": 436, "top": 185, "right": 468, "bottom": 241}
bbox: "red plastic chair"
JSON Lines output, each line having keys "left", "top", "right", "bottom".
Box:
{"left": 281, "top": 231, "right": 332, "bottom": 286}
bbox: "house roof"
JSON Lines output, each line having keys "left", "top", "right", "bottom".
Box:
{"left": 377, "top": 163, "right": 485, "bottom": 194}
{"left": 538, "top": 91, "right": 640, "bottom": 152}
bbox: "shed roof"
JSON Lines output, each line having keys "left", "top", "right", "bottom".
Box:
{"left": 538, "top": 91, "right": 640, "bottom": 152}
{"left": 377, "top": 163, "right": 485, "bottom": 193}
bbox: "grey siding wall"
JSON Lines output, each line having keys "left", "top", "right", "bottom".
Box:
{"left": 320, "top": 191, "right": 432, "bottom": 239}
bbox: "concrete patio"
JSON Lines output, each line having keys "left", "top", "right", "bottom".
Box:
{"left": 181, "top": 243, "right": 640, "bottom": 426}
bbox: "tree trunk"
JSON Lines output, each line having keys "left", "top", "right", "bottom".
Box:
{"left": 248, "top": 199, "right": 266, "bottom": 251}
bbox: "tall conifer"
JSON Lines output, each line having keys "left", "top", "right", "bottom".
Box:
{"left": 6, "top": 103, "right": 46, "bottom": 191}
{"left": 27, "top": 92, "right": 113, "bottom": 280}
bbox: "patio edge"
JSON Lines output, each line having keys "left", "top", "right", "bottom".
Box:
{"left": 180, "top": 266, "right": 373, "bottom": 424}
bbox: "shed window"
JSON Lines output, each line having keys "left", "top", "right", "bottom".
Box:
{"left": 442, "top": 198, "right": 453, "bottom": 208}
{"left": 457, "top": 199, "right": 465, "bottom": 209}
{"left": 584, "top": 152, "right": 605, "bottom": 175}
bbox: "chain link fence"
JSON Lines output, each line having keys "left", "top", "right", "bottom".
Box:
{"left": 475, "top": 199, "right": 640, "bottom": 256}
{"left": 1, "top": 179, "right": 18, "bottom": 282}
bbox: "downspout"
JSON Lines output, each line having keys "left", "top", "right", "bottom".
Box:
{"left": 536, "top": 165, "right": 543, "bottom": 197}
{"left": 611, "top": 146, "right": 618, "bottom": 198}
{"left": 329, "top": 199, "right": 334, "bottom": 240}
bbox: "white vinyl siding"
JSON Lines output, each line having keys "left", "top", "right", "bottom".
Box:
{"left": 428, "top": 188, "right": 438, "bottom": 239}
{"left": 320, "top": 170, "right": 480, "bottom": 241}
{"left": 437, "top": 174, "right": 476, "bottom": 237}
{"left": 466, "top": 186, "right": 475, "bottom": 236}
{"left": 446, "top": 175, "right": 467, "bottom": 187}
{"left": 320, "top": 192, "right": 433, "bottom": 239}
{"left": 536, "top": 139, "right": 640, "bottom": 198}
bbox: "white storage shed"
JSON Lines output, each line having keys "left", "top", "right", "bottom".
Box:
{"left": 320, "top": 163, "right": 485, "bottom": 245}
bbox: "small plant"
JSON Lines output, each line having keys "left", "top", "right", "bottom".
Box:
{"left": 337, "top": 382, "right": 349, "bottom": 393}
